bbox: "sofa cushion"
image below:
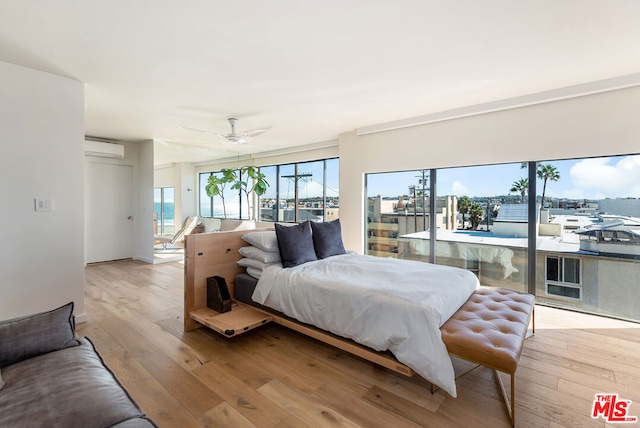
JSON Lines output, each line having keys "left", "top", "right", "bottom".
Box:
{"left": 0, "top": 368, "right": 4, "bottom": 391}
{"left": 0, "top": 337, "right": 155, "bottom": 427}
{"left": 199, "top": 217, "right": 221, "bottom": 233}
{"left": 220, "top": 219, "right": 256, "bottom": 232}
{"left": 0, "top": 302, "right": 80, "bottom": 367}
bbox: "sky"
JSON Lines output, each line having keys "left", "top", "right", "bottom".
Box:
{"left": 367, "top": 155, "right": 640, "bottom": 200}
{"left": 194, "top": 154, "right": 640, "bottom": 203}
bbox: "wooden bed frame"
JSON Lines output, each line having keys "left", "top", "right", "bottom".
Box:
{"left": 184, "top": 229, "right": 534, "bottom": 426}
{"left": 183, "top": 229, "right": 415, "bottom": 376}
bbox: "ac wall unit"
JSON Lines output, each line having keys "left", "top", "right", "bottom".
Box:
{"left": 84, "top": 140, "right": 125, "bottom": 159}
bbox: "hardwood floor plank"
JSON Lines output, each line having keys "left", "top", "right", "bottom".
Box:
{"left": 103, "top": 348, "right": 202, "bottom": 428}
{"left": 79, "top": 260, "right": 640, "bottom": 428}
{"left": 258, "top": 378, "right": 360, "bottom": 427}
{"left": 193, "top": 359, "right": 294, "bottom": 427}
{"left": 312, "top": 382, "right": 423, "bottom": 428}
{"left": 136, "top": 350, "right": 224, "bottom": 417}
{"left": 201, "top": 402, "right": 257, "bottom": 428}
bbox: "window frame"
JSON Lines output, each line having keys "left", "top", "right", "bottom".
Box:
{"left": 544, "top": 255, "right": 583, "bottom": 301}
{"left": 198, "top": 157, "right": 339, "bottom": 222}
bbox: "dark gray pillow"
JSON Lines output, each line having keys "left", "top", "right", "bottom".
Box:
{"left": 0, "top": 302, "right": 80, "bottom": 367}
{"left": 311, "top": 219, "right": 347, "bottom": 259}
{"left": 275, "top": 221, "right": 318, "bottom": 268}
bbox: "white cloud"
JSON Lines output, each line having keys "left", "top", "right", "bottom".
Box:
{"left": 451, "top": 180, "right": 471, "bottom": 195}
{"left": 569, "top": 156, "right": 640, "bottom": 198}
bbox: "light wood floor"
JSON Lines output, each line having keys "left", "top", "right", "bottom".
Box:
{"left": 78, "top": 259, "right": 640, "bottom": 428}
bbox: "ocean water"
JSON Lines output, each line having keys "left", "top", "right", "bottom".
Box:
{"left": 154, "top": 202, "right": 175, "bottom": 226}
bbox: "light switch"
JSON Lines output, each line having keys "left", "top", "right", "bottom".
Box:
{"left": 35, "top": 198, "right": 54, "bottom": 212}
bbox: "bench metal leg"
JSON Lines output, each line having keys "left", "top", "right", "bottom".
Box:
{"left": 494, "top": 370, "right": 515, "bottom": 427}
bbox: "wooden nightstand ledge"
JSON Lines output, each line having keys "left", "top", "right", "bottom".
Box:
{"left": 190, "top": 302, "right": 272, "bottom": 337}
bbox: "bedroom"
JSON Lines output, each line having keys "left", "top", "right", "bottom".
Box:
{"left": 2, "top": 1, "right": 640, "bottom": 426}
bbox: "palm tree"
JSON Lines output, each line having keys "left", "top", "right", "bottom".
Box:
{"left": 520, "top": 162, "right": 561, "bottom": 216}
{"left": 538, "top": 163, "right": 560, "bottom": 215}
{"left": 510, "top": 178, "right": 528, "bottom": 204}
{"left": 457, "top": 196, "right": 471, "bottom": 230}
{"left": 468, "top": 202, "right": 484, "bottom": 230}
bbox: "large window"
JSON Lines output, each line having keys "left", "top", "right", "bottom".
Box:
{"left": 200, "top": 158, "right": 339, "bottom": 222}
{"left": 365, "top": 154, "right": 640, "bottom": 322}
{"left": 154, "top": 187, "right": 175, "bottom": 234}
{"left": 366, "top": 170, "right": 429, "bottom": 257}
{"left": 259, "top": 158, "right": 339, "bottom": 223}
{"left": 436, "top": 163, "right": 529, "bottom": 293}
{"left": 198, "top": 169, "right": 245, "bottom": 219}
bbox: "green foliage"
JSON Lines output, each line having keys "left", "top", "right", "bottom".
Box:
{"left": 205, "top": 174, "right": 229, "bottom": 197}
{"left": 205, "top": 166, "right": 270, "bottom": 219}
{"left": 205, "top": 169, "right": 237, "bottom": 218}
{"left": 457, "top": 196, "right": 471, "bottom": 230}
{"left": 518, "top": 163, "right": 561, "bottom": 214}
{"left": 468, "top": 202, "right": 484, "bottom": 230}
{"left": 537, "top": 163, "right": 560, "bottom": 214}
{"left": 241, "top": 166, "right": 269, "bottom": 197}
{"left": 510, "top": 178, "right": 529, "bottom": 204}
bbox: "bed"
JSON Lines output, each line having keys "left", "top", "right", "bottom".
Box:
{"left": 234, "top": 221, "right": 480, "bottom": 397}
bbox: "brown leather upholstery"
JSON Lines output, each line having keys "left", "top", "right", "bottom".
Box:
{"left": 440, "top": 287, "right": 534, "bottom": 374}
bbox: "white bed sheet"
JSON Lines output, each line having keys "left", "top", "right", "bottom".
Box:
{"left": 252, "top": 252, "right": 480, "bottom": 397}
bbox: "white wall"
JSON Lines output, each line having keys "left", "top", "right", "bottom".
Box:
{"left": 339, "top": 86, "right": 640, "bottom": 251}
{"left": 137, "top": 140, "right": 155, "bottom": 262}
{"left": 0, "top": 61, "right": 86, "bottom": 321}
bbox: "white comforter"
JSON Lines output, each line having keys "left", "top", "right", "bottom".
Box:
{"left": 252, "top": 253, "right": 480, "bottom": 397}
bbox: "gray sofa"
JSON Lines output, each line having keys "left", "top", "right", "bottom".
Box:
{"left": 0, "top": 303, "right": 156, "bottom": 427}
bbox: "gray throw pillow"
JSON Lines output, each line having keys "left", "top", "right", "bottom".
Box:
{"left": 310, "top": 219, "right": 347, "bottom": 259}
{"left": 0, "top": 302, "right": 80, "bottom": 367}
{"left": 275, "top": 221, "right": 318, "bottom": 268}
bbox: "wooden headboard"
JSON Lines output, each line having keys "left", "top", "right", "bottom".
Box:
{"left": 183, "top": 228, "right": 271, "bottom": 331}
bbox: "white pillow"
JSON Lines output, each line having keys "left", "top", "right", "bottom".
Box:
{"left": 245, "top": 266, "right": 262, "bottom": 279}
{"left": 242, "top": 231, "right": 279, "bottom": 252}
{"left": 238, "top": 246, "right": 281, "bottom": 263}
{"left": 237, "top": 257, "right": 270, "bottom": 270}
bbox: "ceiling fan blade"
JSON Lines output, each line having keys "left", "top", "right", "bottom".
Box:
{"left": 240, "top": 126, "right": 272, "bottom": 138}
{"left": 180, "top": 126, "right": 224, "bottom": 136}
{"left": 183, "top": 120, "right": 271, "bottom": 144}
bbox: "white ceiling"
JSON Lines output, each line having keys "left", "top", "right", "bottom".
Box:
{"left": 1, "top": 1, "right": 640, "bottom": 165}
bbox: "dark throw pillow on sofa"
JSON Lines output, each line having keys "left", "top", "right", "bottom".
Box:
{"left": 0, "top": 302, "right": 80, "bottom": 367}
{"left": 311, "top": 219, "right": 347, "bottom": 259}
{"left": 275, "top": 221, "right": 318, "bottom": 268}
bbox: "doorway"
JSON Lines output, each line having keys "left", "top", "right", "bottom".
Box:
{"left": 85, "top": 162, "right": 134, "bottom": 263}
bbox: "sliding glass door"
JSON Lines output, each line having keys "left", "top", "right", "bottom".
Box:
{"left": 154, "top": 187, "right": 175, "bottom": 235}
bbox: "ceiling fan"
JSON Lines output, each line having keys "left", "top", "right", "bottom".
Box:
{"left": 182, "top": 117, "right": 271, "bottom": 145}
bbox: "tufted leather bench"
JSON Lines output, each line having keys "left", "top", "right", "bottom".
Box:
{"left": 440, "top": 287, "right": 535, "bottom": 427}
